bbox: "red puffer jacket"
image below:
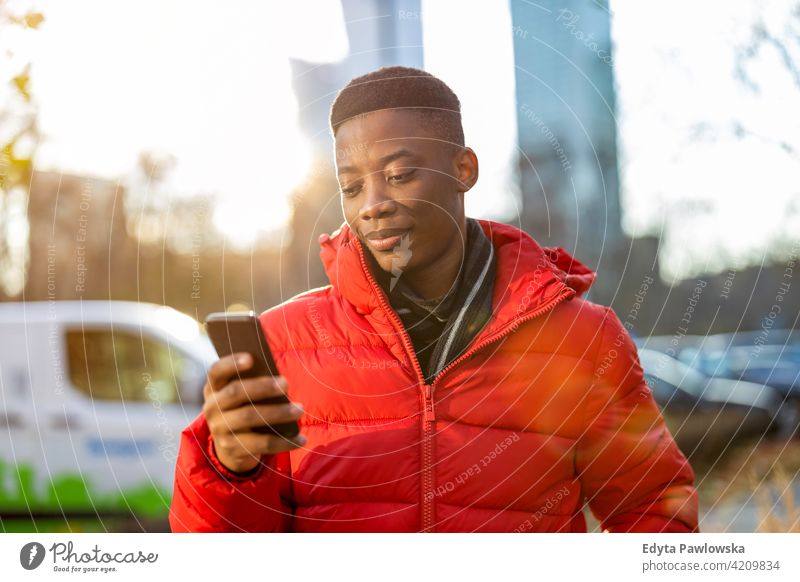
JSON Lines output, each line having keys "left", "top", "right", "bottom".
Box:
{"left": 169, "top": 219, "right": 699, "bottom": 533}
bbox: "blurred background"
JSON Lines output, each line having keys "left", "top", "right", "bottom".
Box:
{"left": 1, "top": 0, "right": 798, "bottom": 532}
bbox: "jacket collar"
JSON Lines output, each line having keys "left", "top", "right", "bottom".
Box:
{"left": 318, "top": 219, "right": 596, "bottom": 343}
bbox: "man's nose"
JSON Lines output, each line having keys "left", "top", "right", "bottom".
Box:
{"left": 359, "top": 181, "right": 397, "bottom": 220}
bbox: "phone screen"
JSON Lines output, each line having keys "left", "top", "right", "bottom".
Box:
{"left": 204, "top": 311, "right": 298, "bottom": 438}
{"left": 205, "top": 311, "right": 279, "bottom": 377}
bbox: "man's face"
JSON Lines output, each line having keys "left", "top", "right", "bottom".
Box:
{"left": 335, "top": 109, "right": 477, "bottom": 278}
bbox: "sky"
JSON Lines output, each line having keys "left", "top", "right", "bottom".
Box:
{"left": 14, "top": 1, "right": 332, "bottom": 243}
{"left": 610, "top": 0, "right": 800, "bottom": 279}
{"left": 5, "top": 0, "right": 800, "bottom": 281}
{"left": 11, "top": 0, "right": 517, "bottom": 250}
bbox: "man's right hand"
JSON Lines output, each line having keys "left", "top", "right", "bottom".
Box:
{"left": 202, "top": 353, "right": 305, "bottom": 474}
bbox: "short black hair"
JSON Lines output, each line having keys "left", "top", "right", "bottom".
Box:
{"left": 329, "top": 65, "right": 464, "bottom": 148}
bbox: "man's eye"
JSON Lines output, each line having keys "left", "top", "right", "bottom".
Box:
{"left": 389, "top": 170, "right": 415, "bottom": 183}
{"left": 341, "top": 184, "right": 361, "bottom": 197}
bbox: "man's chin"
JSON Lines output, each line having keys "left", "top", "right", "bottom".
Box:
{"left": 369, "top": 252, "right": 395, "bottom": 273}
{"left": 361, "top": 245, "right": 406, "bottom": 273}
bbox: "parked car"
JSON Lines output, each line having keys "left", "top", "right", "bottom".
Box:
{"left": 0, "top": 301, "right": 215, "bottom": 522}
{"left": 637, "top": 348, "right": 785, "bottom": 461}
{"left": 679, "top": 344, "right": 800, "bottom": 436}
{"left": 710, "top": 329, "right": 800, "bottom": 351}
{"left": 632, "top": 334, "right": 708, "bottom": 356}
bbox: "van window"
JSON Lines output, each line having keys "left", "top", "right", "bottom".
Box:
{"left": 66, "top": 329, "right": 189, "bottom": 403}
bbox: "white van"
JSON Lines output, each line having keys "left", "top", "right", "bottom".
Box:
{"left": 0, "top": 301, "right": 215, "bottom": 522}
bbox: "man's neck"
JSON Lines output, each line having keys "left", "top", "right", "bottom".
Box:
{"left": 396, "top": 220, "right": 468, "bottom": 300}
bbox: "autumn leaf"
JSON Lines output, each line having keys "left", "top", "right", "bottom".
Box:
{"left": 0, "top": 143, "right": 32, "bottom": 190}
{"left": 24, "top": 12, "right": 45, "bottom": 29}
{"left": 12, "top": 65, "right": 31, "bottom": 101}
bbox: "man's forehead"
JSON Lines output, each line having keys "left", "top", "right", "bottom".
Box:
{"left": 334, "top": 141, "right": 420, "bottom": 175}
{"left": 336, "top": 108, "right": 428, "bottom": 137}
{"left": 337, "top": 108, "right": 433, "bottom": 145}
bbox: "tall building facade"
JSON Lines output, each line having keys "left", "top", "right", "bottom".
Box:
{"left": 290, "top": 0, "right": 424, "bottom": 152}
{"left": 510, "top": 0, "right": 624, "bottom": 303}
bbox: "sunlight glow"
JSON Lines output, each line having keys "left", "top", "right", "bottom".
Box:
{"left": 23, "top": 0, "right": 345, "bottom": 243}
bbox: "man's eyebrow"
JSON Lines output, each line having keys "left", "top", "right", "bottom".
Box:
{"left": 337, "top": 148, "right": 417, "bottom": 175}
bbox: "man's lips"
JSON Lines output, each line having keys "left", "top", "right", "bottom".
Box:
{"left": 363, "top": 228, "right": 409, "bottom": 252}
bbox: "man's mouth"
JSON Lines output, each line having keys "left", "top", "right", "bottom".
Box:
{"left": 363, "top": 228, "right": 409, "bottom": 252}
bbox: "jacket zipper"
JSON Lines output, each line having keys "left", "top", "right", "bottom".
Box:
{"left": 427, "top": 286, "right": 575, "bottom": 389}
{"left": 355, "top": 241, "right": 575, "bottom": 532}
{"left": 355, "top": 246, "right": 435, "bottom": 530}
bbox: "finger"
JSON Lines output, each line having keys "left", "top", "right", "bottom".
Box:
{"left": 214, "top": 375, "right": 289, "bottom": 410}
{"left": 206, "top": 353, "right": 252, "bottom": 392}
{"left": 263, "top": 433, "right": 307, "bottom": 455}
{"left": 223, "top": 402, "right": 304, "bottom": 433}
{"left": 214, "top": 432, "right": 306, "bottom": 461}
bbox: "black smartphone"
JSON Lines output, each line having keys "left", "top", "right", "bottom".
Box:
{"left": 204, "top": 311, "right": 299, "bottom": 438}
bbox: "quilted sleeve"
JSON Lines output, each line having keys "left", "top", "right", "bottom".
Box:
{"left": 575, "top": 307, "right": 699, "bottom": 532}
{"left": 169, "top": 412, "right": 294, "bottom": 532}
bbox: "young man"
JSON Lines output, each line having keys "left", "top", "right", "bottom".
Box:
{"left": 169, "top": 66, "right": 699, "bottom": 533}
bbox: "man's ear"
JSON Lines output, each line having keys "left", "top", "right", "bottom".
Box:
{"left": 453, "top": 147, "right": 479, "bottom": 193}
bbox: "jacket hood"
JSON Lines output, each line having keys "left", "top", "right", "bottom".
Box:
{"left": 318, "top": 219, "right": 596, "bottom": 341}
